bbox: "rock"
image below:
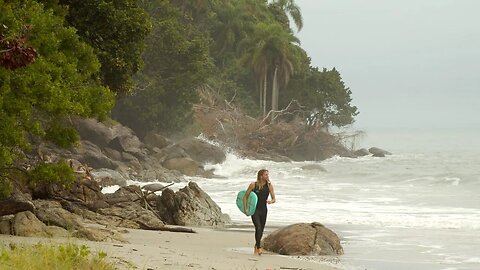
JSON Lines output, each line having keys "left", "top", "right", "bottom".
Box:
{"left": 368, "top": 147, "right": 392, "bottom": 157}
{"left": 131, "top": 168, "right": 184, "bottom": 183}
{"left": 154, "top": 144, "right": 189, "bottom": 163}
{"left": 33, "top": 200, "right": 83, "bottom": 230}
{"left": 0, "top": 215, "right": 13, "bottom": 234}
{"left": 142, "top": 183, "right": 166, "bottom": 192}
{"left": 143, "top": 132, "right": 172, "bottom": 149}
{"left": 32, "top": 177, "right": 108, "bottom": 211}
{"left": 97, "top": 202, "right": 164, "bottom": 230}
{"left": 301, "top": 164, "right": 327, "bottom": 172}
{"left": 103, "top": 147, "right": 123, "bottom": 161}
{"left": 162, "top": 157, "right": 202, "bottom": 176}
{"left": 45, "top": 226, "right": 69, "bottom": 238}
{"left": 263, "top": 222, "right": 343, "bottom": 256}
{"left": 91, "top": 168, "right": 128, "bottom": 187}
{"left": 12, "top": 211, "right": 49, "bottom": 237}
{"left": 75, "top": 140, "right": 118, "bottom": 169}
{"left": 354, "top": 148, "right": 370, "bottom": 156}
{"left": 72, "top": 227, "right": 126, "bottom": 242}
{"left": 177, "top": 138, "right": 226, "bottom": 165}
{"left": 104, "top": 185, "right": 142, "bottom": 205}
{"left": 108, "top": 123, "right": 147, "bottom": 157}
{"left": 0, "top": 192, "right": 35, "bottom": 216}
{"left": 73, "top": 118, "right": 114, "bottom": 147}
{"left": 157, "top": 182, "right": 231, "bottom": 227}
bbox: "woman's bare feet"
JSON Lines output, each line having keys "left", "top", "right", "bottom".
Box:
{"left": 254, "top": 245, "right": 259, "bottom": 255}
{"left": 257, "top": 247, "right": 263, "bottom": 255}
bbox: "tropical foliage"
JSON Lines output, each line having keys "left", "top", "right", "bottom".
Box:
{"left": 0, "top": 0, "right": 359, "bottom": 196}
{"left": 0, "top": 0, "right": 114, "bottom": 197}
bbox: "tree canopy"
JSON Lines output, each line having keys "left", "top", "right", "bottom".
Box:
{"left": 0, "top": 0, "right": 114, "bottom": 197}
{"left": 1, "top": 0, "right": 359, "bottom": 196}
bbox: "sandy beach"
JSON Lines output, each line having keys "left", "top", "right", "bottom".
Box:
{"left": 0, "top": 226, "right": 340, "bottom": 270}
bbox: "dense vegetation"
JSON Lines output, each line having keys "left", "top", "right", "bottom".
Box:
{"left": 0, "top": 0, "right": 358, "bottom": 197}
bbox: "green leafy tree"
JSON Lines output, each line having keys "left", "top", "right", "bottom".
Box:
{"left": 268, "top": 0, "right": 303, "bottom": 32}
{"left": 113, "top": 0, "right": 212, "bottom": 136}
{"left": 0, "top": 0, "right": 114, "bottom": 197}
{"left": 284, "top": 67, "right": 359, "bottom": 127}
{"left": 38, "top": 0, "right": 152, "bottom": 94}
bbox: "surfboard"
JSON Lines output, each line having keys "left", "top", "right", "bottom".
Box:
{"left": 236, "top": 190, "right": 258, "bottom": 216}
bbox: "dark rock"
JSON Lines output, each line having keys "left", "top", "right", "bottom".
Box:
{"left": 33, "top": 200, "right": 83, "bottom": 230}
{"left": 157, "top": 182, "right": 231, "bottom": 227}
{"left": 177, "top": 138, "right": 226, "bottom": 165}
{"left": 143, "top": 132, "right": 172, "bottom": 149}
{"left": 354, "top": 148, "right": 370, "bottom": 156}
{"left": 368, "top": 147, "right": 392, "bottom": 157}
{"left": 91, "top": 168, "right": 128, "bottom": 187}
{"left": 75, "top": 140, "right": 118, "bottom": 169}
{"left": 104, "top": 185, "right": 142, "bottom": 205}
{"left": 263, "top": 222, "right": 343, "bottom": 256}
{"left": 97, "top": 202, "right": 164, "bottom": 230}
{"left": 0, "top": 192, "right": 35, "bottom": 216}
{"left": 162, "top": 157, "right": 202, "bottom": 176}
{"left": 73, "top": 118, "right": 114, "bottom": 147}
{"left": 32, "top": 178, "right": 108, "bottom": 211}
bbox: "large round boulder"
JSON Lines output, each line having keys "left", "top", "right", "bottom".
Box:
{"left": 263, "top": 222, "right": 343, "bottom": 256}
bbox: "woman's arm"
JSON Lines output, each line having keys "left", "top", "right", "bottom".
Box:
{"left": 267, "top": 182, "right": 276, "bottom": 204}
{"left": 243, "top": 182, "right": 255, "bottom": 215}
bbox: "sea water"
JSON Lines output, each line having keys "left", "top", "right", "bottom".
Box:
{"left": 192, "top": 128, "right": 480, "bottom": 270}
{"left": 117, "top": 128, "right": 480, "bottom": 270}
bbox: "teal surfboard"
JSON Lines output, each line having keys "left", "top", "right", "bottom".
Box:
{"left": 236, "top": 190, "right": 258, "bottom": 216}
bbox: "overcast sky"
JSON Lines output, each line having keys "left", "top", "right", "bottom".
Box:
{"left": 294, "top": 0, "right": 480, "bottom": 129}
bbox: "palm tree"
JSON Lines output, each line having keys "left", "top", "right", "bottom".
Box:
{"left": 240, "top": 22, "right": 300, "bottom": 116}
{"left": 268, "top": 0, "right": 303, "bottom": 32}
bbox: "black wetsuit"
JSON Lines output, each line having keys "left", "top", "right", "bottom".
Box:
{"left": 251, "top": 182, "right": 270, "bottom": 249}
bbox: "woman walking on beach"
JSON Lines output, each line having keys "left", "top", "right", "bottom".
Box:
{"left": 243, "top": 169, "right": 276, "bottom": 255}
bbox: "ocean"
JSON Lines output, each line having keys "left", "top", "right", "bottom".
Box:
{"left": 117, "top": 128, "right": 480, "bottom": 270}
{"left": 193, "top": 128, "right": 480, "bottom": 270}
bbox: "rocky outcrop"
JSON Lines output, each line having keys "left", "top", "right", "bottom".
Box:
{"left": 354, "top": 148, "right": 370, "bottom": 157}
{"left": 143, "top": 132, "right": 172, "bottom": 150}
{"left": 98, "top": 202, "right": 164, "bottom": 230}
{"left": 263, "top": 222, "right": 343, "bottom": 256}
{"left": 157, "top": 182, "right": 231, "bottom": 227}
{"left": 368, "top": 147, "right": 392, "bottom": 157}
{"left": 33, "top": 200, "right": 83, "bottom": 230}
{"left": 11, "top": 211, "right": 50, "bottom": 237}
{"left": 90, "top": 168, "right": 128, "bottom": 187}
{"left": 32, "top": 178, "right": 108, "bottom": 211}
{"left": 71, "top": 118, "right": 227, "bottom": 181}
{"left": 0, "top": 192, "right": 35, "bottom": 216}
{"left": 177, "top": 138, "right": 226, "bottom": 165}
{"left": 162, "top": 157, "right": 203, "bottom": 176}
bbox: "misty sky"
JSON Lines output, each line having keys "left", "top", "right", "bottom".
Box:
{"left": 295, "top": 0, "right": 480, "bottom": 129}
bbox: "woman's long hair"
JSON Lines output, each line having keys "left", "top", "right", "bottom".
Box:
{"left": 256, "top": 169, "right": 268, "bottom": 189}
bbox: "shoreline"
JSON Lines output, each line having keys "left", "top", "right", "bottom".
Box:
{"left": 0, "top": 226, "right": 341, "bottom": 270}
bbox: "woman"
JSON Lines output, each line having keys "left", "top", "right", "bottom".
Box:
{"left": 243, "top": 169, "right": 276, "bottom": 255}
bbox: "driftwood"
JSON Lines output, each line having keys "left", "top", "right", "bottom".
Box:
{"left": 158, "top": 226, "right": 197, "bottom": 233}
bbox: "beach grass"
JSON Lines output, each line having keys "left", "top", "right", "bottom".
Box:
{"left": 0, "top": 242, "right": 117, "bottom": 270}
